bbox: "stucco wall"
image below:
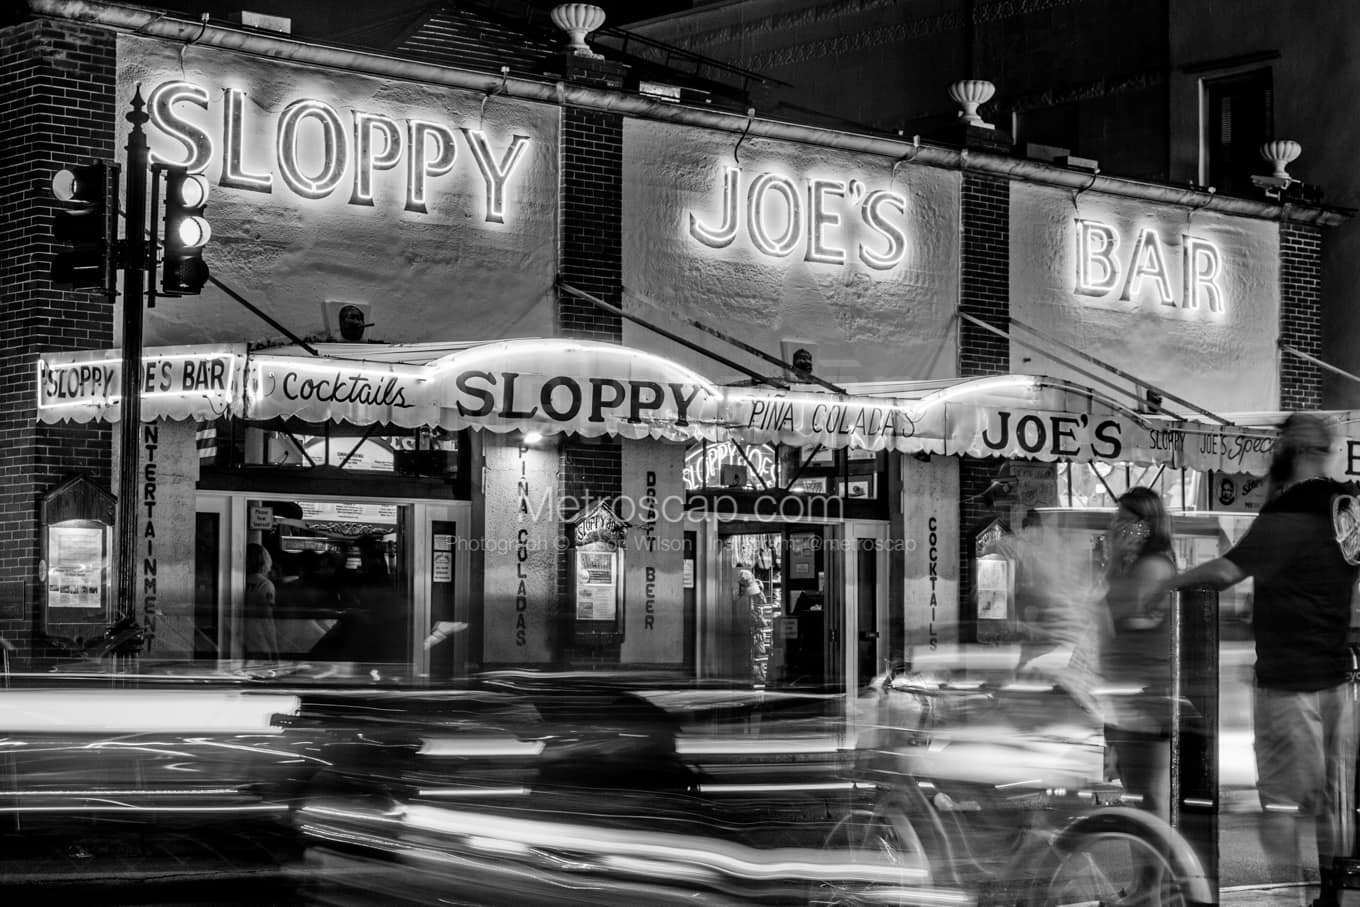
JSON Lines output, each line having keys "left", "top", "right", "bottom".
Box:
{"left": 619, "top": 440, "right": 685, "bottom": 665}
{"left": 481, "top": 435, "right": 558, "bottom": 664}
{"left": 901, "top": 454, "right": 958, "bottom": 655}
{"left": 1167, "top": 0, "right": 1360, "bottom": 407}
{"left": 1010, "top": 183, "right": 1279, "bottom": 414}
{"left": 118, "top": 35, "right": 558, "bottom": 349}
{"left": 622, "top": 119, "right": 961, "bottom": 384}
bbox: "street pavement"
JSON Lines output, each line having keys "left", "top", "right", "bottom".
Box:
{"left": 1222, "top": 884, "right": 1317, "bottom": 906}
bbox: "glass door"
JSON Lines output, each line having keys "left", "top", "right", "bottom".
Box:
{"left": 416, "top": 501, "right": 470, "bottom": 680}
{"left": 194, "top": 492, "right": 469, "bottom": 677}
{"left": 843, "top": 520, "right": 889, "bottom": 697}
{"left": 194, "top": 492, "right": 241, "bottom": 660}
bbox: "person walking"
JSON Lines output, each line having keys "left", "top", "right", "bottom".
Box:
{"left": 1101, "top": 486, "right": 1177, "bottom": 823}
{"left": 243, "top": 542, "right": 278, "bottom": 661}
{"left": 736, "top": 566, "right": 770, "bottom": 686}
{"left": 1161, "top": 412, "right": 1358, "bottom": 907}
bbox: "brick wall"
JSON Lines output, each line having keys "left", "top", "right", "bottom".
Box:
{"left": 556, "top": 54, "right": 625, "bottom": 341}
{"left": 556, "top": 438, "right": 623, "bottom": 665}
{"left": 960, "top": 172, "right": 1009, "bottom": 377}
{"left": 957, "top": 171, "right": 1011, "bottom": 642}
{"left": 553, "top": 53, "right": 627, "bottom": 665}
{"left": 0, "top": 18, "right": 117, "bottom": 663}
{"left": 1279, "top": 222, "right": 1322, "bottom": 411}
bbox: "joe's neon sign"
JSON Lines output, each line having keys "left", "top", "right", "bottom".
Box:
{"left": 147, "top": 80, "right": 531, "bottom": 221}
{"left": 1074, "top": 219, "right": 1226, "bottom": 314}
{"left": 688, "top": 167, "right": 908, "bottom": 270}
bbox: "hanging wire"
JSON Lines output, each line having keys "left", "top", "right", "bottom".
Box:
{"left": 480, "top": 66, "right": 510, "bottom": 130}
{"left": 1071, "top": 171, "right": 1100, "bottom": 213}
{"left": 733, "top": 107, "right": 756, "bottom": 164}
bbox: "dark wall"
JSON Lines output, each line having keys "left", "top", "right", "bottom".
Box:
{"left": 637, "top": 0, "right": 1170, "bottom": 181}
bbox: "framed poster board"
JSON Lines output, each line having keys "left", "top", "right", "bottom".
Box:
{"left": 40, "top": 476, "right": 115, "bottom": 632}
{"left": 976, "top": 553, "right": 1012, "bottom": 620}
{"left": 575, "top": 546, "right": 620, "bottom": 621}
{"left": 47, "top": 524, "right": 107, "bottom": 610}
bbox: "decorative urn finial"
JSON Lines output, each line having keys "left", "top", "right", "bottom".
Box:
{"left": 551, "top": 4, "right": 607, "bottom": 58}
{"left": 1260, "top": 139, "right": 1302, "bottom": 180}
{"left": 948, "top": 80, "right": 996, "bottom": 128}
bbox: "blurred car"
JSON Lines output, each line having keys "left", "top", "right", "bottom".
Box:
{"left": 287, "top": 671, "right": 968, "bottom": 906}
{"left": 0, "top": 673, "right": 319, "bottom": 896}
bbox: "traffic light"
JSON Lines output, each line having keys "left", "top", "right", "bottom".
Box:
{"left": 50, "top": 162, "right": 116, "bottom": 290}
{"left": 160, "top": 166, "right": 212, "bottom": 295}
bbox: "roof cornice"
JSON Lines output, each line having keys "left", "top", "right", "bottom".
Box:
{"left": 28, "top": 0, "right": 1350, "bottom": 227}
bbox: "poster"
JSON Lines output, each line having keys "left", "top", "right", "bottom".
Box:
{"left": 976, "top": 554, "right": 1011, "bottom": 621}
{"left": 789, "top": 534, "right": 817, "bottom": 579}
{"left": 575, "top": 548, "right": 619, "bottom": 620}
{"left": 432, "top": 551, "right": 453, "bottom": 583}
{"left": 48, "top": 524, "right": 105, "bottom": 610}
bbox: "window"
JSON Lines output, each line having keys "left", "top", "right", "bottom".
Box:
{"left": 1203, "top": 68, "right": 1273, "bottom": 196}
{"left": 203, "top": 419, "right": 466, "bottom": 481}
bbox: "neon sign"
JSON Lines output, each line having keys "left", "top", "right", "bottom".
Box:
{"left": 688, "top": 167, "right": 908, "bottom": 270}
{"left": 37, "top": 352, "right": 238, "bottom": 408}
{"left": 147, "top": 80, "right": 531, "bottom": 222}
{"left": 1074, "top": 219, "right": 1226, "bottom": 313}
{"left": 682, "top": 440, "right": 778, "bottom": 490}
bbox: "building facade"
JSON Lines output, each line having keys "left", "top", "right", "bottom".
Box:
{"left": 632, "top": 0, "right": 1360, "bottom": 408}
{"left": 0, "top": 1, "right": 1345, "bottom": 705}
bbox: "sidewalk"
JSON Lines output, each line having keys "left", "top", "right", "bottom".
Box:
{"left": 1222, "top": 884, "right": 1315, "bottom": 905}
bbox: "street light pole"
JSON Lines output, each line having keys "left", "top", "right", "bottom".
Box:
{"left": 115, "top": 88, "right": 148, "bottom": 631}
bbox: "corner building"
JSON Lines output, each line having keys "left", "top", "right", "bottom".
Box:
{"left": 1, "top": 2, "right": 1344, "bottom": 707}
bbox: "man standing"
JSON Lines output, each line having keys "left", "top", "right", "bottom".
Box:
{"left": 1164, "top": 413, "right": 1358, "bottom": 907}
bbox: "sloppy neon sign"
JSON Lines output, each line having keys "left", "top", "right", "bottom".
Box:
{"left": 688, "top": 167, "right": 908, "bottom": 270}
{"left": 1074, "top": 219, "right": 1226, "bottom": 314}
{"left": 37, "top": 352, "right": 238, "bottom": 408}
{"left": 147, "top": 80, "right": 531, "bottom": 221}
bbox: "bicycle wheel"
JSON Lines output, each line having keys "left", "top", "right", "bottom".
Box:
{"left": 811, "top": 797, "right": 934, "bottom": 907}
{"left": 1030, "top": 830, "right": 1187, "bottom": 907}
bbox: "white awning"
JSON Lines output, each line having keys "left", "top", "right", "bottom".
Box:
{"left": 36, "top": 340, "right": 1283, "bottom": 474}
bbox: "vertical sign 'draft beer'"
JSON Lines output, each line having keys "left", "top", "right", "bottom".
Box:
{"left": 621, "top": 441, "right": 685, "bottom": 664}
{"left": 481, "top": 435, "right": 557, "bottom": 663}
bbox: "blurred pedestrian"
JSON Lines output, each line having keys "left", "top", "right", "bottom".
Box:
{"left": 243, "top": 542, "right": 278, "bottom": 661}
{"left": 1100, "top": 486, "right": 1177, "bottom": 822}
{"left": 981, "top": 505, "right": 1092, "bottom": 675}
{"left": 736, "top": 565, "right": 770, "bottom": 686}
{"left": 1162, "top": 412, "right": 1358, "bottom": 907}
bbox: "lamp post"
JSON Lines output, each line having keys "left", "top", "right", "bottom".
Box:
{"left": 116, "top": 89, "right": 149, "bottom": 634}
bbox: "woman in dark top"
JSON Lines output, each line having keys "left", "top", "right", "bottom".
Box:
{"left": 1101, "top": 486, "right": 1177, "bottom": 822}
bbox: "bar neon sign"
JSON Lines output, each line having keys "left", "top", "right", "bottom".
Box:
{"left": 1074, "top": 219, "right": 1226, "bottom": 314}
{"left": 147, "top": 81, "right": 531, "bottom": 222}
{"left": 688, "top": 167, "right": 908, "bottom": 270}
{"left": 37, "top": 352, "right": 239, "bottom": 408}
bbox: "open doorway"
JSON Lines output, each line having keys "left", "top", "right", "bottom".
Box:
{"left": 703, "top": 524, "right": 838, "bottom": 690}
